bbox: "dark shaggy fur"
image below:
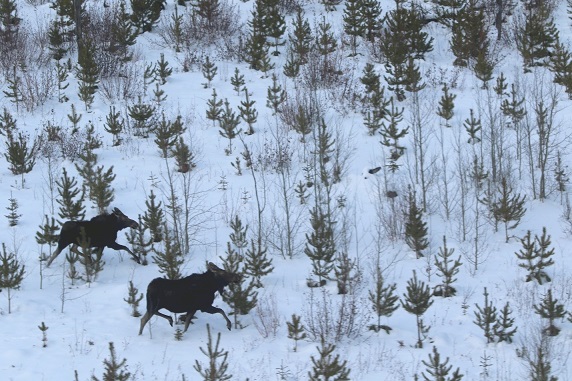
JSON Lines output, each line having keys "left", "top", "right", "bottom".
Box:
{"left": 139, "top": 262, "right": 241, "bottom": 335}
{"left": 45, "top": 208, "right": 139, "bottom": 266}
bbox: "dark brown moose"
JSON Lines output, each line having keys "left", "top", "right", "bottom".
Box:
{"left": 45, "top": 207, "right": 140, "bottom": 266}
{"left": 139, "top": 262, "right": 241, "bottom": 336}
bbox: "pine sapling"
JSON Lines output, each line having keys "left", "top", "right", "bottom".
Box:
{"left": 38, "top": 322, "right": 49, "bottom": 348}
{"left": 0, "top": 242, "right": 25, "bottom": 313}
{"left": 244, "top": 239, "right": 273, "bottom": 288}
{"left": 5, "top": 192, "right": 21, "bottom": 227}
{"left": 230, "top": 67, "right": 245, "bottom": 95}
{"left": 334, "top": 251, "right": 357, "bottom": 295}
{"left": 494, "top": 302, "right": 517, "bottom": 343}
{"left": 91, "top": 342, "right": 131, "bottom": 381}
{"left": 308, "top": 339, "right": 351, "bottom": 381}
{"left": 193, "top": 324, "right": 232, "bottom": 381}
{"left": 515, "top": 228, "right": 555, "bottom": 284}
{"left": 404, "top": 189, "right": 429, "bottom": 258}
{"left": 401, "top": 270, "right": 433, "bottom": 348}
{"left": 473, "top": 287, "right": 497, "bottom": 344}
{"left": 286, "top": 314, "right": 307, "bottom": 352}
{"left": 434, "top": 236, "right": 462, "bottom": 297}
{"left": 368, "top": 267, "right": 399, "bottom": 334}
{"left": 124, "top": 280, "right": 144, "bottom": 317}
{"left": 152, "top": 225, "right": 183, "bottom": 280}
{"left": 35, "top": 215, "right": 59, "bottom": 262}
{"left": 418, "top": 345, "right": 464, "bottom": 381}
{"left": 534, "top": 288, "right": 566, "bottom": 336}
{"left": 142, "top": 189, "right": 164, "bottom": 243}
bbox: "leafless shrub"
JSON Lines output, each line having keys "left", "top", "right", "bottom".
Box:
{"left": 83, "top": 4, "right": 126, "bottom": 78}
{"left": 0, "top": 28, "right": 32, "bottom": 76}
{"left": 278, "top": 0, "right": 303, "bottom": 14}
{"left": 100, "top": 63, "right": 143, "bottom": 103}
{"left": 20, "top": 67, "right": 56, "bottom": 112}
{"left": 304, "top": 287, "right": 367, "bottom": 343}
{"left": 59, "top": 127, "right": 91, "bottom": 162}
{"left": 253, "top": 130, "right": 294, "bottom": 174}
{"left": 279, "top": 88, "right": 321, "bottom": 134}
{"left": 157, "top": 1, "right": 241, "bottom": 58}
{"left": 253, "top": 292, "right": 281, "bottom": 338}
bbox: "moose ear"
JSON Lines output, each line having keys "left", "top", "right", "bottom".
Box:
{"left": 207, "top": 262, "right": 221, "bottom": 272}
{"left": 112, "top": 207, "right": 123, "bottom": 215}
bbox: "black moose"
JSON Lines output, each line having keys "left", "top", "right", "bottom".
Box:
{"left": 45, "top": 207, "right": 140, "bottom": 267}
{"left": 139, "top": 262, "right": 241, "bottom": 335}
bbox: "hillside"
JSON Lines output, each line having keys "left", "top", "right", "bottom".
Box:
{"left": 1, "top": 0, "right": 572, "bottom": 379}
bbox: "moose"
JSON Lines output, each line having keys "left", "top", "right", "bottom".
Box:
{"left": 45, "top": 208, "right": 140, "bottom": 267}
{"left": 139, "top": 262, "right": 241, "bottom": 336}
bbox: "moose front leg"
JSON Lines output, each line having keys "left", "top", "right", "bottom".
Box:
{"left": 202, "top": 306, "right": 233, "bottom": 330}
{"left": 108, "top": 242, "right": 141, "bottom": 264}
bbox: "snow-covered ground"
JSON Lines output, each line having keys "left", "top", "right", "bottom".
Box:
{"left": 1, "top": 0, "right": 572, "bottom": 379}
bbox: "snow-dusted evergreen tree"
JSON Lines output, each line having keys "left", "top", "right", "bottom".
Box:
{"left": 494, "top": 302, "right": 517, "bottom": 343}
{"left": 450, "top": 0, "right": 488, "bottom": 68}
{"left": 418, "top": 346, "right": 464, "bottom": 381}
{"left": 221, "top": 242, "right": 258, "bottom": 329}
{"left": 288, "top": 8, "right": 312, "bottom": 65}
{"left": 152, "top": 225, "right": 183, "bottom": 280}
{"left": 534, "top": 288, "right": 566, "bottom": 336}
{"left": 244, "top": 239, "right": 273, "bottom": 288}
{"left": 36, "top": 215, "right": 59, "bottom": 262}
{"left": 0, "top": 242, "right": 24, "bottom": 313}
{"left": 76, "top": 37, "right": 100, "bottom": 110}
{"left": 379, "top": 97, "right": 408, "bottom": 172}
{"left": 404, "top": 188, "right": 429, "bottom": 258}
{"left": 201, "top": 56, "right": 217, "bottom": 89}
{"left": 4, "top": 192, "right": 20, "bottom": 227}
{"left": 433, "top": 236, "right": 462, "bottom": 297}
{"left": 56, "top": 167, "right": 86, "bottom": 224}
{"left": 527, "top": 345, "right": 558, "bottom": 381}
{"left": 342, "top": 0, "right": 364, "bottom": 56}
{"left": 125, "top": 215, "right": 153, "bottom": 265}
{"left": 516, "top": 5, "right": 559, "bottom": 72}
{"left": 491, "top": 177, "right": 526, "bottom": 243}
{"left": 473, "top": 287, "right": 497, "bottom": 344}
{"left": 218, "top": 100, "right": 241, "bottom": 155}
{"left": 238, "top": 89, "right": 258, "bottom": 135}
{"left": 308, "top": 339, "right": 351, "bottom": 381}
{"left": 515, "top": 228, "right": 555, "bottom": 284}
{"left": 368, "top": 267, "right": 399, "bottom": 333}
{"left": 4, "top": 130, "right": 37, "bottom": 184}
{"left": 206, "top": 88, "right": 223, "bottom": 127}
{"left": 243, "top": 3, "right": 273, "bottom": 73}
{"left": 91, "top": 342, "right": 131, "bottom": 381}
{"left": 154, "top": 114, "right": 184, "bottom": 158}
{"left": 123, "top": 280, "right": 143, "bottom": 317}
{"left": 193, "top": 324, "right": 232, "bottom": 381}
{"left": 111, "top": 0, "right": 138, "bottom": 62}
{"left": 287, "top": 314, "right": 307, "bottom": 352}
{"left": 436, "top": 84, "right": 456, "bottom": 127}
{"left": 305, "top": 203, "right": 336, "bottom": 285}
{"left": 104, "top": 106, "right": 124, "bottom": 147}
{"left": 401, "top": 270, "right": 433, "bottom": 348}
{"left": 130, "top": 0, "right": 163, "bottom": 33}
{"left": 142, "top": 189, "right": 164, "bottom": 243}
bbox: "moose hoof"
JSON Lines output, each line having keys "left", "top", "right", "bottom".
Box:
{"left": 226, "top": 322, "right": 232, "bottom": 331}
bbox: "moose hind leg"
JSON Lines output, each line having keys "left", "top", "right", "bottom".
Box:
{"left": 183, "top": 310, "right": 197, "bottom": 333}
{"left": 139, "top": 312, "right": 151, "bottom": 335}
{"left": 45, "top": 247, "right": 62, "bottom": 267}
